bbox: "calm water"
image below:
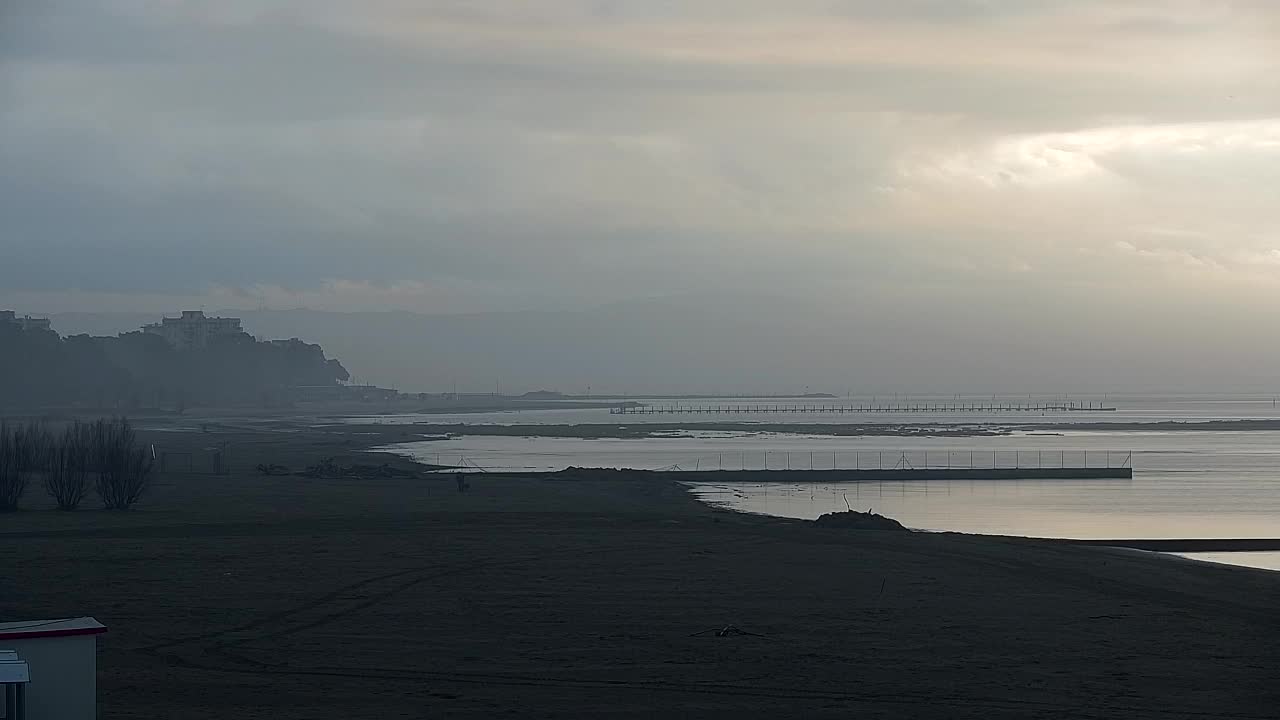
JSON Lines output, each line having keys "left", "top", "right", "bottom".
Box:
{"left": 1174, "top": 552, "right": 1280, "bottom": 572}
{"left": 370, "top": 395, "right": 1280, "bottom": 572}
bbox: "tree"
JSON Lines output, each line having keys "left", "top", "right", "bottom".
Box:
{"left": 91, "top": 419, "right": 154, "bottom": 510}
{"left": 44, "top": 423, "right": 93, "bottom": 510}
{"left": 0, "top": 421, "right": 52, "bottom": 511}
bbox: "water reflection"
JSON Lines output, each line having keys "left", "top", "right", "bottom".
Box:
{"left": 1173, "top": 552, "right": 1280, "bottom": 572}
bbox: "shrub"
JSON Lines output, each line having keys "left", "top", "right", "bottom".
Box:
{"left": 91, "top": 418, "right": 153, "bottom": 510}
{"left": 0, "top": 422, "right": 18, "bottom": 511}
{"left": 0, "top": 421, "right": 52, "bottom": 511}
{"left": 44, "top": 423, "right": 93, "bottom": 511}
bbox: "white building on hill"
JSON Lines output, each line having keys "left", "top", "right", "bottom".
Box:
{"left": 0, "top": 311, "right": 52, "bottom": 332}
{"left": 143, "top": 310, "right": 244, "bottom": 349}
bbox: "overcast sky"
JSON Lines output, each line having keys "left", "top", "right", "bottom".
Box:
{"left": 4, "top": 1, "right": 1280, "bottom": 388}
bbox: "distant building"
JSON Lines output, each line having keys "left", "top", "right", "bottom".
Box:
{"left": 1, "top": 310, "right": 53, "bottom": 332}
{"left": 142, "top": 310, "right": 244, "bottom": 350}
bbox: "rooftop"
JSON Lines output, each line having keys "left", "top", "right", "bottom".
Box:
{"left": 0, "top": 617, "right": 107, "bottom": 641}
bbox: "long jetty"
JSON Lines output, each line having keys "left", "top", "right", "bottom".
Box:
{"left": 519, "top": 467, "right": 1133, "bottom": 481}
{"left": 611, "top": 401, "right": 1116, "bottom": 415}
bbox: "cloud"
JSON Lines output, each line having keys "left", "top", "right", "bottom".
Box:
{"left": 3, "top": 0, "right": 1280, "bottom": 317}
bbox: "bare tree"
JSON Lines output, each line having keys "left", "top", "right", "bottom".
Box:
{"left": 0, "top": 421, "right": 19, "bottom": 511}
{"left": 44, "top": 423, "right": 93, "bottom": 510}
{"left": 0, "top": 421, "right": 52, "bottom": 511}
{"left": 92, "top": 418, "right": 154, "bottom": 510}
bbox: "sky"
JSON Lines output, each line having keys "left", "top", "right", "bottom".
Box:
{"left": 4, "top": 1, "right": 1280, "bottom": 390}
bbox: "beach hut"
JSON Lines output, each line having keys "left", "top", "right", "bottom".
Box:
{"left": 0, "top": 618, "right": 106, "bottom": 719}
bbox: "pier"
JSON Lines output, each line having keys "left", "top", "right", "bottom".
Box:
{"left": 611, "top": 401, "right": 1116, "bottom": 415}
{"left": 451, "top": 449, "right": 1133, "bottom": 478}
{"left": 524, "top": 466, "right": 1133, "bottom": 481}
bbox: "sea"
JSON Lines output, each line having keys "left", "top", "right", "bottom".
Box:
{"left": 360, "top": 394, "right": 1280, "bottom": 572}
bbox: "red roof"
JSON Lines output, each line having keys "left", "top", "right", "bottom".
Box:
{"left": 0, "top": 618, "right": 107, "bottom": 641}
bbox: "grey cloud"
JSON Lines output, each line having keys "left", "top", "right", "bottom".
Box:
{"left": 3, "top": 0, "right": 1280, "bottom": 361}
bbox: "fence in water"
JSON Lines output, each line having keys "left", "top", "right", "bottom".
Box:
{"left": 429, "top": 449, "right": 1133, "bottom": 475}
{"left": 649, "top": 449, "right": 1133, "bottom": 472}
{"left": 611, "top": 401, "right": 1115, "bottom": 415}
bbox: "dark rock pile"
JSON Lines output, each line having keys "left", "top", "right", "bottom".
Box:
{"left": 813, "top": 510, "right": 908, "bottom": 531}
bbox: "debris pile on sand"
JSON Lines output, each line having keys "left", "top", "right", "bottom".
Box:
{"left": 813, "top": 510, "right": 907, "bottom": 531}
{"left": 253, "top": 458, "right": 429, "bottom": 479}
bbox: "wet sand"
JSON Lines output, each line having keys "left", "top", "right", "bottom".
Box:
{"left": 2, "top": 425, "right": 1279, "bottom": 718}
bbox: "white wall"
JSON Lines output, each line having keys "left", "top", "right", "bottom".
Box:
{"left": 1, "top": 635, "right": 96, "bottom": 720}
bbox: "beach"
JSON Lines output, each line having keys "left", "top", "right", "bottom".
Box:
{"left": 3, "top": 424, "right": 1279, "bottom": 718}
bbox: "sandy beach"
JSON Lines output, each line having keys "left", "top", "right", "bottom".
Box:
{"left": 3, "top": 425, "right": 1279, "bottom": 718}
